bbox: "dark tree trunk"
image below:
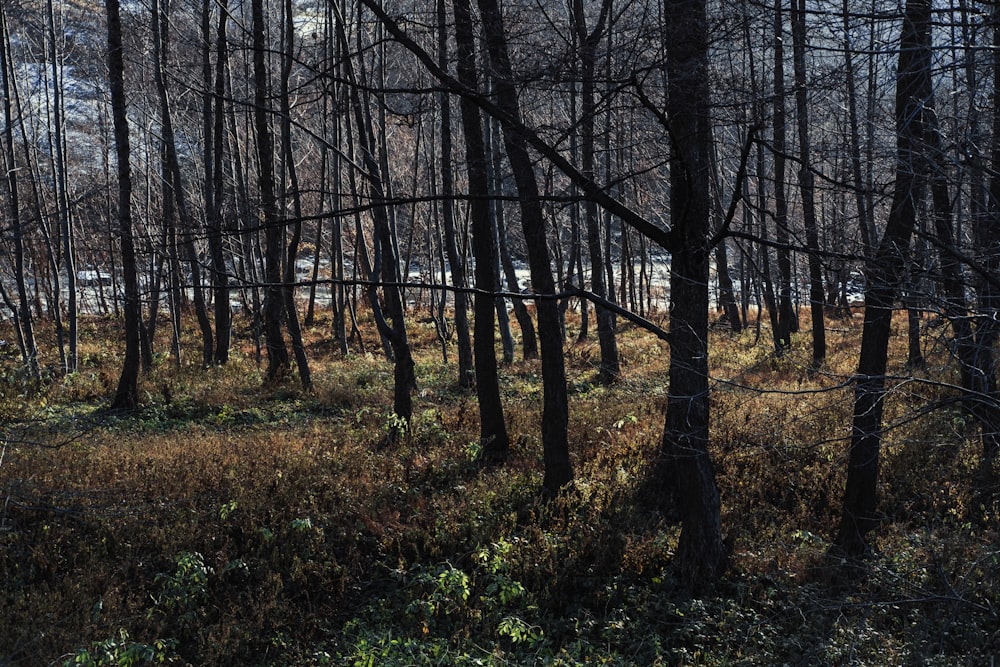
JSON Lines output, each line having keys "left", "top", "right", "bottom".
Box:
{"left": 489, "top": 117, "right": 539, "bottom": 361}
{"left": 772, "top": 0, "right": 797, "bottom": 351}
{"left": 206, "top": 0, "right": 232, "bottom": 364}
{"left": 453, "top": 0, "right": 509, "bottom": 461}
{"left": 280, "top": 0, "right": 312, "bottom": 392}
{"left": 977, "top": 11, "right": 1000, "bottom": 462}
{"left": 790, "top": 0, "right": 826, "bottom": 368}
{"left": 477, "top": 0, "right": 572, "bottom": 493}
{"left": 334, "top": 0, "right": 415, "bottom": 433}
{"left": 0, "top": 6, "right": 39, "bottom": 380}
{"left": 572, "top": 0, "right": 619, "bottom": 382}
{"left": 660, "top": 0, "right": 725, "bottom": 583}
{"left": 834, "top": 0, "right": 930, "bottom": 559}
{"left": 153, "top": 0, "right": 213, "bottom": 367}
{"left": 107, "top": 0, "right": 141, "bottom": 411}
{"left": 252, "top": 0, "right": 290, "bottom": 385}
{"left": 438, "top": 0, "right": 474, "bottom": 389}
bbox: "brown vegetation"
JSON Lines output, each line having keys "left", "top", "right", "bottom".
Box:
{"left": 0, "top": 308, "right": 997, "bottom": 664}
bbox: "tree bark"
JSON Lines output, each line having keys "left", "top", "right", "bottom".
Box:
{"left": 790, "top": 0, "right": 826, "bottom": 368}
{"left": 107, "top": 0, "right": 141, "bottom": 411}
{"left": 453, "top": 0, "right": 510, "bottom": 461}
{"left": 834, "top": 0, "right": 930, "bottom": 559}
{"left": 438, "top": 0, "right": 474, "bottom": 389}
{"left": 660, "top": 0, "right": 725, "bottom": 583}
{"left": 252, "top": 0, "right": 291, "bottom": 385}
{"left": 572, "top": 0, "right": 619, "bottom": 382}
{"left": 772, "top": 0, "right": 797, "bottom": 351}
{"left": 476, "top": 0, "right": 572, "bottom": 493}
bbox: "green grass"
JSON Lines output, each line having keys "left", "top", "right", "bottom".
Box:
{"left": 0, "top": 308, "right": 997, "bottom": 665}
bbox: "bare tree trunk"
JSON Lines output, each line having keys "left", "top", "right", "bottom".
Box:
{"left": 772, "top": 0, "right": 796, "bottom": 351}
{"left": 438, "top": 0, "right": 474, "bottom": 388}
{"left": 279, "top": 0, "right": 312, "bottom": 391}
{"left": 790, "top": 0, "right": 826, "bottom": 368}
{"left": 453, "top": 0, "right": 509, "bottom": 462}
{"left": 0, "top": 5, "right": 39, "bottom": 380}
{"left": 834, "top": 0, "right": 930, "bottom": 559}
{"left": 489, "top": 115, "right": 538, "bottom": 360}
{"left": 253, "top": 0, "right": 290, "bottom": 384}
{"left": 572, "top": 0, "right": 619, "bottom": 382}
{"left": 46, "top": 0, "right": 76, "bottom": 373}
{"left": 477, "top": 0, "right": 572, "bottom": 493}
{"left": 336, "top": 0, "right": 415, "bottom": 434}
{"left": 206, "top": 0, "right": 232, "bottom": 364}
{"left": 659, "top": 0, "right": 725, "bottom": 584}
{"left": 152, "top": 0, "right": 213, "bottom": 366}
{"left": 107, "top": 0, "right": 141, "bottom": 411}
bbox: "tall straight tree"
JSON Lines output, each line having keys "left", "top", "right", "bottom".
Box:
{"left": 438, "top": 0, "right": 474, "bottom": 389}
{"left": 279, "top": 0, "right": 313, "bottom": 391}
{"left": 659, "top": 0, "right": 725, "bottom": 582}
{"left": 152, "top": 0, "right": 214, "bottom": 366}
{"left": 334, "top": 0, "right": 416, "bottom": 433}
{"left": 45, "top": 0, "right": 75, "bottom": 373}
{"left": 204, "top": 0, "right": 232, "bottom": 364}
{"left": 833, "top": 0, "right": 931, "bottom": 559}
{"left": 571, "top": 0, "right": 619, "bottom": 383}
{"left": 977, "top": 9, "right": 1000, "bottom": 462}
{"left": 107, "top": 0, "right": 141, "bottom": 411}
{"left": 789, "top": 0, "right": 825, "bottom": 368}
{"left": 476, "top": 0, "right": 573, "bottom": 493}
{"left": 772, "top": 0, "right": 796, "bottom": 351}
{"left": 252, "top": 0, "right": 291, "bottom": 384}
{"left": 0, "top": 4, "right": 39, "bottom": 381}
{"left": 452, "top": 0, "right": 509, "bottom": 461}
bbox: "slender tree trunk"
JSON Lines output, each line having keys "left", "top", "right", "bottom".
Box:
{"left": 0, "top": 6, "right": 39, "bottom": 380}
{"left": 477, "top": 0, "right": 572, "bottom": 493}
{"left": 834, "top": 0, "right": 930, "bottom": 559}
{"left": 253, "top": 0, "right": 290, "bottom": 384}
{"left": 976, "top": 10, "right": 1000, "bottom": 462}
{"left": 438, "top": 0, "right": 474, "bottom": 388}
{"left": 280, "top": 0, "right": 313, "bottom": 391}
{"left": 772, "top": 0, "right": 796, "bottom": 351}
{"left": 107, "top": 0, "right": 141, "bottom": 411}
{"left": 152, "top": 0, "right": 213, "bottom": 366}
{"left": 453, "top": 0, "right": 509, "bottom": 462}
{"left": 790, "top": 0, "right": 825, "bottom": 368}
{"left": 46, "top": 0, "right": 76, "bottom": 373}
{"left": 206, "top": 0, "right": 232, "bottom": 364}
{"left": 572, "top": 0, "right": 619, "bottom": 382}
{"left": 336, "top": 0, "right": 415, "bottom": 433}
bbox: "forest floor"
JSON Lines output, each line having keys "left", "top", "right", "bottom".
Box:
{"left": 0, "top": 306, "right": 998, "bottom": 665}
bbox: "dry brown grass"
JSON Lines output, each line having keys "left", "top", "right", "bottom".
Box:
{"left": 0, "top": 305, "right": 997, "bottom": 664}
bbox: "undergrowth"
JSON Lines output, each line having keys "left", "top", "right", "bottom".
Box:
{"left": 0, "top": 309, "right": 997, "bottom": 665}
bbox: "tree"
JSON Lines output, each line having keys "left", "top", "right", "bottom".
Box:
{"left": 790, "top": 0, "right": 825, "bottom": 368}
{"left": 438, "top": 0, "right": 474, "bottom": 389}
{"left": 571, "top": 0, "right": 620, "bottom": 383}
{"left": 833, "top": 0, "right": 931, "bottom": 559}
{"left": 252, "top": 0, "right": 291, "bottom": 385}
{"left": 659, "top": 0, "right": 725, "bottom": 582}
{"left": 475, "top": 0, "right": 573, "bottom": 493}
{"left": 452, "top": 0, "right": 509, "bottom": 462}
{"left": 107, "top": 0, "right": 141, "bottom": 411}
